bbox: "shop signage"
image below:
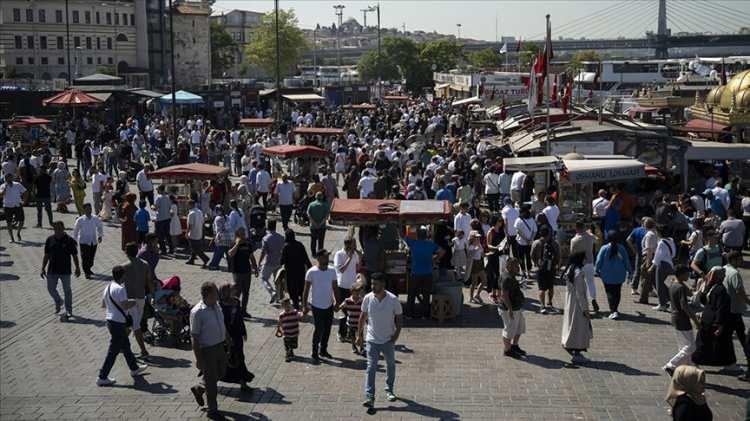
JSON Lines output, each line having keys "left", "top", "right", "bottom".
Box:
{"left": 567, "top": 165, "right": 645, "bottom": 183}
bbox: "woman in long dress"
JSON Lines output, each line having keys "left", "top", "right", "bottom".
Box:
{"left": 691, "top": 266, "right": 736, "bottom": 367}
{"left": 279, "top": 229, "right": 312, "bottom": 310}
{"left": 98, "top": 177, "right": 114, "bottom": 221}
{"left": 51, "top": 161, "right": 71, "bottom": 213}
{"left": 562, "top": 252, "right": 593, "bottom": 365}
{"left": 120, "top": 193, "right": 138, "bottom": 251}
{"left": 169, "top": 195, "right": 182, "bottom": 252}
{"left": 69, "top": 169, "right": 86, "bottom": 215}
{"left": 218, "top": 282, "right": 254, "bottom": 393}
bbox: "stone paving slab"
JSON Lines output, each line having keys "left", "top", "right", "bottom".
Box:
{"left": 1, "top": 179, "right": 749, "bottom": 420}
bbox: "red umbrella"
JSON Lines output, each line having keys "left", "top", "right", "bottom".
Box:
{"left": 42, "top": 89, "right": 103, "bottom": 107}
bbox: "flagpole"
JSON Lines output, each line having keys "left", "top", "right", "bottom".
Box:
{"left": 545, "top": 15, "right": 551, "bottom": 157}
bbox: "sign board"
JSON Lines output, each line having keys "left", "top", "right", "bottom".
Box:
{"left": 213, "top": 100, "right": 225, "bottom": 108}
{"left": 551, "top": 141, "right": 614, "bottom": 156}
{"left": 567, "top": 165, "right": 645, "bottom": 183}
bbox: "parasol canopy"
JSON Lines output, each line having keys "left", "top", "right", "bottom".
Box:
{"left": 263, "top": 145, "right": 329, "bottom": 158}
{"left": 159, "top": 90, "right": 204, "bottom": 105}
{"left": 148, "top": 163, "right": 229, "bottom": 179}
{"left": 239, "top": 118, "right": 275, "bottom": 127}
{"left": 42, "top": 89, "right": 103, "bottom": 107}
{"left": 8, "top": 116, "right": 52, "bottom": 128}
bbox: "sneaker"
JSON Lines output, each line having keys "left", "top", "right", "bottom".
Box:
{"left": 652, "top": 305, "right": 669, "bottom": 312}
{"left": 662, "top": 365, "right": 675, "bottom": 377}
{"left": 311, "top": 352, "right": 320, "bottom": 363}
{"left": 320, "top": 350, "right": 333, "bottom": 359}
{"left": 503, "top": 349, "right": 522, "bottom": 359}
{"left": 96, "top": 377, "right": 116, "bottom": 387}
{"left": 511, "top": 344, "right": 527, "bottom": 356}
{"left": 539, "top": 307, "right": 549, "bottom": 314}
{"left": 59, "top": 313, "right": 69, "bottom": 322}
{"left": 285, "top": 354, "right": 292, "bottom": 363}
{"left": 386, "top": 391, "right": 397, "bottom": 402}
{"left": 337, "top": 334, "right": 345, "bottom": 343}
{"left": 130, "top": 364, "right": 148, "bottom": 377}
{"left": 721, "top": 364, "right": 742, "bottom": 373}
{"left": 54, "top": 303, "right": 61, "bottom": 315}
{"left": 738, "top": 371, "right": 750, "bottom": 382}
{"left": 591, "top": 300, "right": 600, "bottom": 313}
{"left": 608, "top": 312, "right": 620, "bottom": 320}
{"left": 362, "top": 398, "right": 374, "bottom": 408}
{"left": 190, "top": 385, "right": 205, "bottom": 406}
{"left": 571, "top": 354, "right": 590, "bottom": 364}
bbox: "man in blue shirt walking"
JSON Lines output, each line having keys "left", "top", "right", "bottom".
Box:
{"left": 403, "top": 227, "right": 444, "bottom": 318}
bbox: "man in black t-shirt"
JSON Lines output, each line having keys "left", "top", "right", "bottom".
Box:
{"left": 34, "top": 166, "right": 54, "bottom": 228}
{"left": 498, "top": 257, "right": 527, "bottom": 359}
{"left": 41, "top": 221, "right": 81, "bottom": 321}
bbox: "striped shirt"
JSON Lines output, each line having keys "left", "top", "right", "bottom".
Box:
{"left": 344, "top": 297, "right": 363, "bottom": 327}
{"left": 279, "top": 310, "right": 301, "bottom": 338}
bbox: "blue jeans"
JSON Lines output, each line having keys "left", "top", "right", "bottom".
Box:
{"left": 365, "top": 340, "right": 396, "bottom": 399}
{"left": 99, "top": 320, "right": 140, "bottom": 379}
{"left": 208, "top": 245, "right": 229, "bottom": 268}
{"left": 47, "top": 273, "right": 72, "bottom": 314}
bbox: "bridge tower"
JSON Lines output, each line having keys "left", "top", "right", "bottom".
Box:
{"left": 655, "top": 0, "right": 670, "bottom": 58}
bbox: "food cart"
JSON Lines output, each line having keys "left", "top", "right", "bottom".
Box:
{"left": 239, "top": 118, "right": 275, "bottom": 133}
{"left": 292, "top": 126, "right": 344, "bottom": 149}
{"left": 263, "top": 144, "right": 328, "bottom": 178}
{"left": 329, "top": 199, "right": 454, "bottom": 312}
{"left": 6, "top": 116, "right": 53, "bottom": 151}
{"left": 342, "top": 103, "right": 377, "bottom": 111}
{"left": 147, "top": 163, "right": 231, "bottom": 233}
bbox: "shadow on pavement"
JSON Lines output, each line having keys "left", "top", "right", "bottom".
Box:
{"left": 237, "top": 387, "right": 291, "bottom": 405}
{"left": 523, "top": 354, "right": 568, "bottom": 369}
{"left": 588, "top": 360, "right": 659, "bottom": 376}
{"left": 0, "top": 260, "right": 14, "bottom": 267}
{"left": 705, "top": 382, "right": 750, "bottom": 398}
{"left": 0, "top": 320, "right": 17, "bottom": 328}
{"left": 375, "top": 397, "right": 460, "bottom": 419}
{"left": 214, "top": 410, "right": 270, "bottom": 421}
{"left": 0, "top": 273, "right": 20, "bottom": 281}
{"left": 619, "top": 311, "right": 671, "bottom": 326}
{"left": 142, "top": 355, "right": 192, "bottom": 369}
{"left": 111, "top": 375, "right": 178, "bottom": 394}
{"left": 65, "top": 316, "right": 106, "bottom": 327}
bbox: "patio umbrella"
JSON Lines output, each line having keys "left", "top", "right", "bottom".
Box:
{"left": 159, "top": 90, "right": 204, "bottom": 105}
{"left": 42, "top": 89, "right": 103, "bottom": 107}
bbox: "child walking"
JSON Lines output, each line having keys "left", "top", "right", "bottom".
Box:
{"left": 277, "top": 298, "right": 301, "bottom": 362}
{"left": 468, "top": 231, "right": 488, "bottom": 303}
{"left": 343, "top": 282, "right": 364, "bottom": 355}
{"left": 451, "top": 230, "right": 468, "bottom": 284}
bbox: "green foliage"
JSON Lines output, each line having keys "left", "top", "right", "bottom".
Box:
{"left": 211, "top": 22, "right": 237, "bottom": 77}
{"left": 469, "top": 48, "right": 504, "bottom": 69}
{"left": 357, "top": 50, "right": 399, "bottom": 82}
{"left": 419, "top": 40, "right": 464, "bottom": 72}
{"left": 519, "top": 43, "right": 540, "bottom": 71}
{"left": 96, "top": 65, "right": 116, "bottom": 76}
{"left": 245, "top": 9, "right": 308, "bottom": 77}
{"left": 569, "top": 50, "right": 602, "bottom": 73}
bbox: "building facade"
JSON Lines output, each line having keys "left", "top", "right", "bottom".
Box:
{"left": 210, "top": 9, "right": 264, "bottom": 77}
{"left": 171, "top": 2, "right": 211, "bottom": 88}
{"left": 0, "top": 0, "right": 142, "bottom": 85}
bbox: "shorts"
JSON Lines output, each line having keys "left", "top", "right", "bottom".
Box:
{"left": 346, "top": 325, "right": 358, "bottom": 341}
{"left": 4, "top": 206, "right": 24, "bottom": 225}
{"left": 499, "top": 308, "right": 525, "bottom": 339}
{"left": 283, "top": 336, "right": 298, "bottom": 350}
{"left": 537, "top": 270, "right": 555, "bottom": 291}
{"left": 510, "top": 189, "right": 522, "bottom": 203}
{"left": 128, "top": 298, "right": 145, "bottom": 332}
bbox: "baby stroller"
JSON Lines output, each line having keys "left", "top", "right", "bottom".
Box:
{"left": 293, "top": 194, "right": 313, "bottom": 226}
{"left": 147, "top": 276, "right": 192, "bottom": 348}
{"left": 249, "top": 205, "right": 267, "bottom": 243}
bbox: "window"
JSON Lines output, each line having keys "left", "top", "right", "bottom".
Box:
{"left": 106, "top": 12, "right": 112, "bottom": 25}
{"left": 26, "top": 9, "right": 33, "bottom": 22}
{"left": 57, "top": 36, "right": 64, "bottom": 49}
{"left": 131, "top": 14, "right": 135, "bottom": 26}
{"left": 96, "top": 12, "right": 100, "bottom": 24}
{"left": 28, "top": 57, "right": 35, "bottom": 65}
{"left": 108, "top": 57, "right": 113, "bottom": 64}
{"left": 41, "top": 57, "right": 48, "bottom": 65}
{"left": 84, "top": 11, "right": 91, "bottom": 24}
{"left": 96, "top": 37, "right": 101, "bottom": 50}
{"left": 114, "top": 13, "right": 119, "bottom": 25}
{"left": 122, "top": 13, "right": 127, "bottom": 26}
{"left": 72, "top": 10, "right": 79, "bottom": 23}
{"left": 86, "top": 57, "right": 93, "bottom": 65}
{"left": 97, "top": 57, "right": 102, "bottom": 65}
{"left": 74, "top": 36, "right": 81, "bottom": 47}
{"left": 13, "top": 9, "right": 21, "bottom": 22}
{"left": 193, "top": 37, "right": 196, "bottom": 44}
{"left": 86, "top": 37, "right": 92, "bottom": 49}
{"left": 14, "top": 36, "right": 22, "bottom": 49}
{"left": 16, "top": 57, "right": 23, "bottom": 65}
{"left": 27, "top": 36, "right": 34, "bottom": 49}
{"left": 107, "top": 38, "right": 112, "bottom": 49}
{"left": 40, "top": 36, "right": 47, "bottom": 49}
{"left": 58, "top": 57, "right": 65, "bottom": 65}
{"left": 38, "top": 9, "right": 46, "bottom": 23}
{"left": 56, "top": 10, "right": 63, "bottom": 23}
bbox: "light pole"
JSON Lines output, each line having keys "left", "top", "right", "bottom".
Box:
{"left": 313, "top": 27, "right": 318, "bottom": 87}
{"left": 456, "top": 23, "right": 462, "bottom": 41}
{"left": 168, "top": 0, "right": 177, "bottom": 148}
{"left": 75, "top": 46, "right": 83, "bottom": 78}
{"left": 275, "top": 0, "right": 281, "bottom": 123}
{"left": 333, "top": 4, "right": 345, "bottom": 85}
{"left": 367, "top": 4, "right": 381, "bottom": 99}
{"left": 65, "top": 0, "right": 72, "bottom": 85}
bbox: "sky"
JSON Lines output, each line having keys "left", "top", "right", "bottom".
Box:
{"left": 212, "top": 0, "right": 750, "bottom": 41}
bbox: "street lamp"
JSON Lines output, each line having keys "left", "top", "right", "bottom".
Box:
{"left": 456, "top": 23, "right": 462, "bottom": 40}
{"left": 65, "top": 0, "right": 72, "bottom": 85}
{"left": 168, "top": 0, "right": 177, "bottom": 148}
{"left": 367, "top": 4, "right": 381, "bottom": 99}
{"left": 333, "top": 4, "right": 345, "bottom": 85}
{"left": 75, "top": 46, "right": 83, "bottom": 78}
{"left": 275, "top": 0, "right": 281, "bottom": 124}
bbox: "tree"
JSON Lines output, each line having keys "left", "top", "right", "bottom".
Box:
{"left": 419, "top": 40, "right": 464, "bottom": 72}
{"left": 211, "top": 21, "right": 237, "bottom": 77}
{"left": 96, "top": 65, "right": 116, "bottom": 76}
{"left": 519, "top": 43, "right": 540, "bottom": 71}
{"left": 245, "top": 9, "right": 308, "bottom": 77}
{"left": 569, "top": 50, "right": 601, "bottom": 73}
{"left": 357, "top": 50, "right": 399, "bottom": 82}
{"left": 469, "top": 48, "right": 504, "bottom": 69}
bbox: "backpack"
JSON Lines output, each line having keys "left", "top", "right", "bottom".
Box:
{"left": 696, "top": 245, "right": 723, "bottom": 273}
{"left": 540, "top": 241, "right": 555, "bottom": 272}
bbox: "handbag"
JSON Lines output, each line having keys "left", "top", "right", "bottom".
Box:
{"left": 108, "top": 285, "right": 134, "bottom": 327}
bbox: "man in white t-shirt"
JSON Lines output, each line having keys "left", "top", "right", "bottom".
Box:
{"left": 358, "top": 172, "right": 377, "bottom": 199}
{"left": 90, "top": 165, "right": 108, "bottom": 215}
{"left": 592, "top": 189, "right": 609, "bottom": 219}
{"left": 186, "top": 201, "right": 209, "bottom": 266}
{"left": 454, "top": 203, "right": 472, "bottom": 238}
{"left": 510, "top": 171, "right": 526, "bottom": 203}
{"left": 356, "top": 274, "right": 403, "bottom": 407}
{"left": 483, "top": 168, "right": 500, "bottom": 212}
{"left": 333, "top": 238, "right": 362, "bottom": 341}
{"left": 541, "top": 196, "right": 560, "bottom": 235}
{"left": 275, "top": 173, "right": 295, "bottom": 230}
{"left": 96, "top": 265, "right": 147, "bottom": 386}
{"left": 303, "top": 249, "right": 342, "bottom": 362}
{"left": 135, "top": 164, "right": 154, "bottom": 206}
{"left": 501, "top": 198, "right": 519, "bottom": 257}
{"left": 1, "top": 174, "right": 27, "bottom": 242}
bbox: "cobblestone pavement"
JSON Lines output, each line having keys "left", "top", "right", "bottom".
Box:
{"left": 1, "top": 180, "right": 749, "bottom": 420}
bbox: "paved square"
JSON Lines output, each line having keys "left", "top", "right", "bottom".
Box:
{"left": 1, "top": 186, "right": 749, "bottom": 421}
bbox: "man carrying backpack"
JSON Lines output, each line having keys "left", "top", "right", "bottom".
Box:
{"left": 690, "top": 230, "right": 723, "bottom": 284}
{"left": 531, "top": 226, "right": 560, "bottom": 314}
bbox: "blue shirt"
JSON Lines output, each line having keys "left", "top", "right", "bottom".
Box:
{"left": 435, "top": 188, "right": 455, "bottom": 204}
{"left": 629, "top": 226, "right": 647, "bottom": 254}
{"left": 135, "top": 208, "right": 150, "bottom": 232}
{"left": 594, "top": 243, "right": 632, "bottom": 284}
{"left": 404, "top": 238, "right": 439, "bottom": 275}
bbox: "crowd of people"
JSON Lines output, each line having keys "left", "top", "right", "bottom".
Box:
{"left": 2, "top": 97, "right": 750, "bottom": 420}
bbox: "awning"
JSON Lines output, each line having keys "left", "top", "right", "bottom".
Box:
{"left": 434, "top": 83, "right": 450, "bottom": 90}
{"left": 89, "top": 92, "right": 113, "bottom": 102}
{"left": 674, "top": 119, "right": 730, "bottom": 133}
{"left": 128, "top": 89, "right": 164, "bottom": 98}
{"left": 452, "top": 96, "right": 481, "bottom": 107}
{"left": 383, "top": 95, "right": 410, "bottom": 101}
{"left": 282, "top": 93, "right": 325, "bottom": 102}
{"left": 148, "top": 163, "right": 229, "bottom": 179}
{"left": 502, "top": 156, "right": 560, "bottom": 172}
{"left": 159, "top": 90, "right": 204, "bottom": 105}
{"left": 42, "top": 89, "right": 103, "bottom": 107}
{"left": 343, "top": 103, "right": 376, "bottom": 110}
{"left": 293, "top": 127, "right": 345, "bottom": 136}
{"left": 562, "top": 158, "right": 646, "bottom": 183}
{"left": 684, "top": 140, "right": 750, "bottom": 161}
{"left": 329, "top": 199, "right": 452, "bottom": 226}
{"left": 263, "top": 145, "right": 328, "bottom": 158}
{"left": 239, "top": 118, "right": 275, "bottom": 127}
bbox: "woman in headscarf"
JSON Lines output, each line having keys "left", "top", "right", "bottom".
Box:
{"left": 68, "top": 168, "right": 87, "bottom": 215}
{"left": 51, "top": 161, "right": 71, "bottom": 213}
{"left": 665, "top": 365, "right": 712, "bottom": 421}
{"left": 113, "top": 170, "right": 129, "bottom": 208}
{"left": 279, "top": 229, "right": 312, "bottom": 310}
{"left": 594, "top": 230, "right": 632, "bottom": 320}
{"left": 691, "top": 266, "right": 736, "bottom": 367}
{"left": 120, "top": 193, "right": 138, "bottom": 251}
{"left": 218, "top": 282, "right": 254, "bottom": 393}
{"left": 562, "top": 252, "right": 593, "bottom": 365}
